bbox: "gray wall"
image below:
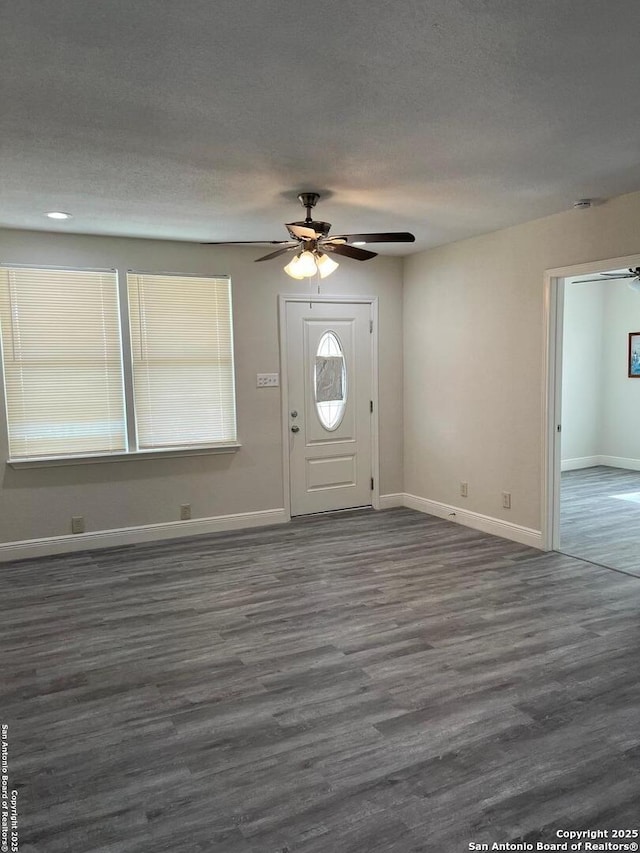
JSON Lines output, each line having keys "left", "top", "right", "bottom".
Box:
{"left": 403, "top": 189, "right": 640, "bottom": 532}
{"left": 601, "top": 282, "right": 640, "bottom": 463}
{"left": 0, "top": 229, "right": 403, "bottom": 544}
{"left": 561, "top": 281, "right": 605, "bottom": 464}
{"left": 562, "top": 278, "right": 640, "bottom": 467}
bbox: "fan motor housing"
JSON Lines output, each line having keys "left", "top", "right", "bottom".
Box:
{"left": 291, "top": 219, "right": 332, "bottom": 237}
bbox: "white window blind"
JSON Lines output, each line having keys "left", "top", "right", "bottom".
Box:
{"left": 127, "top": 273, "right": 236, "bottom": 449}
{"left": 0, "top": 266, "right": 126, "bottom": 459}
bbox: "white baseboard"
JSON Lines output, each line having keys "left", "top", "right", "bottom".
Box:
{"left": 561, "top": 455, "right": 602, "bottom": 471}
{"left": 402, "top": 493, "right": 544, "bottom": 550}
{"left": 0, "top": 492, "right": 548, "bottom": 563}
{"left": 561, "top": 455, "right": 640, "bottom": 472}
{"left": 0, "top": 508, "right": 289, "bottom": 563}
{"left": 378, "top": 493, "right": 405, "bottom": 509}
{"left": 598, "top": 455, "right": 640, "bottom": 471}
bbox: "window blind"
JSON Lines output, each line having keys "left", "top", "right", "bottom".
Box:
{"left": 0, "top": 266, "right": 126, "bottom": 459}
{"left": 127, "top": 273, "right": 236, "bottom": 449}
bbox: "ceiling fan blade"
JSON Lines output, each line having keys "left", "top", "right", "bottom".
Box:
{"left": 595, "top": 272, "right": 634, "bottom": 278}
{"left": 574, "top": 274, "right": 634, "bottom": 283}
{"left": 201, "top": 239, "right": 293, "bottom": 245}
{"left": 254, "top": 246, "right": 298, "bottom": 262}
{"left": 286, "top": 223, "right": 319, "bottom": 240}
{"left": 330, "top": 232, "right": 416, "bottom": 244}
{"left": 324, "top": 243, "right": 377, "bottom": 261}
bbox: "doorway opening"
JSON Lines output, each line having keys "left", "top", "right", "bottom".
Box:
{"left": 544, "top": 254, "right": 640, "bottom": 576}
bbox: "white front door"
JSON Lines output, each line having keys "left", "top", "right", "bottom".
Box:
{"left": 284, "top": 299, "right": 374, "bottom": 516}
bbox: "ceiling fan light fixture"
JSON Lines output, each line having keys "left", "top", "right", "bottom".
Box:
{"left": 316, "top": 253, "right": 339, "bottom": 278}
{"left": 284, "top": 251, "right": 318, "bottom": 279}
{"left": 283, "top": 255, "right": 306, "bottom": 279}
{"left": 296, "top": 251, "right": 317, "bottom": 277}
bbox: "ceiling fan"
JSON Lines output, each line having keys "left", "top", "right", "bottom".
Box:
{"left": 203, "top": 192, "right": 415, "bottom": 279}
{"left": 576, "top": 267, "right": 640, "bottom": 292}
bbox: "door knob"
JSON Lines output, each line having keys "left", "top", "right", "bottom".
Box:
{"left": 290, "top": 410, "right": 298, "bottom": 418}
{"left": 291, "top": 425, "right": 300, "bottom": 433}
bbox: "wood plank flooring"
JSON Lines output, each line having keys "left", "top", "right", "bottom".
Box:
{"left": 3, "top": 508, "right": 640, "bottom": 852}
{"left": 561, "top": 465, "right": 640, "bottom": 575}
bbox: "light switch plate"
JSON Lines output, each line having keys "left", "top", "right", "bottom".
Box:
{"left": 257, "top": 373, "right": 279, "bottom": 387}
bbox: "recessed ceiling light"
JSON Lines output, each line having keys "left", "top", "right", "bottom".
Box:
{"left": 353, "top": 240, "right": 366, "bottom": 246}
{"left": 46, "top": 211, "right": 72, "bottom": 220}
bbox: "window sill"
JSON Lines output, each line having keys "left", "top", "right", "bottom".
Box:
{"left": 8, "top": 443, "right": 242, "bottom": 469}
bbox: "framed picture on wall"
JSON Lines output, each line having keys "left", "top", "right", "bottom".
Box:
{"left": 629, "top": 332, "right": 640, "bottom": 377}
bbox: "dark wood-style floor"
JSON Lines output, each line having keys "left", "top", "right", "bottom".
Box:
{"left": 561, "top": 465, "right": 640, "bottom": 576}
{"left": 4, "top": 508, "right": 640, "bottom": 852}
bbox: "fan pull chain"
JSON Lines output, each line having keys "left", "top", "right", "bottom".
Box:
{"left": 308, "top": 264, "right": 321, "bottom": 307}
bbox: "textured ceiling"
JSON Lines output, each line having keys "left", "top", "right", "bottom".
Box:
{"left": 2, "top": 1, "right": 640, "bottom": 254}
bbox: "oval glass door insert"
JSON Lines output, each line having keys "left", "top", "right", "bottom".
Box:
{"left": 314, "top": 331, "right": 347, "bottom": 431}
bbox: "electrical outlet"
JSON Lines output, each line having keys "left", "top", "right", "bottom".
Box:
{"left": 502, "top": 491, "right": 511, "bottom": 509}
{"left": 460, "top": 481, "right": 468, "bottom": 498}
{"left": 71, "top": 515, "right": 85, "bottom": 534}
{"left": 256, "top": 373, "right": 279, "bottom": 387}
{"left": 180, "top": 503, "right": 192, "bottom": 520}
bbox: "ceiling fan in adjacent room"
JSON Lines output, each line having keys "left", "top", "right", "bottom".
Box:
{"left": 202, "top": 192, "right": 415, "bottom": 279}
{"left": 575, "top": 267, "right": 640, "bottom": 293}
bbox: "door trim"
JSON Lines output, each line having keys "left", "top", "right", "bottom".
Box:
{"left": 542, "top": 251, "right": 640, "bottom": 551}
{"left": 278, "top": 294, "right": 380, "bottom": 518}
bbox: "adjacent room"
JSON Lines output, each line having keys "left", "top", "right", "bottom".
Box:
{"left": 560, "top": 271, "right": 640, "bottom": 575}
{"left": 2, "top": 2, "right": 640, "bottom": 852}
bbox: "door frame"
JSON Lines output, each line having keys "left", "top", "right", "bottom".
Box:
{"left": 542, "top": 251, "right": 640, "bottom": 550}
{"left": 278, "top": 294, "right": 380, "bottom": 518}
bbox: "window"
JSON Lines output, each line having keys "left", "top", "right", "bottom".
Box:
{"left": 314, "top": 330, "right": 347, "bottom": 431}
{"left": 0, "top": 266, "right": 237, "bottom": 462}
{"left": 127, "top": 272, "right": 236, "bottom": 449}
{"left": 0, "top": 266, "right": 126, "bottom": 459}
